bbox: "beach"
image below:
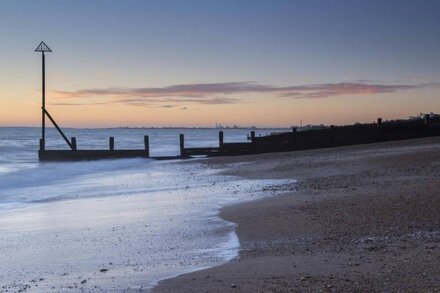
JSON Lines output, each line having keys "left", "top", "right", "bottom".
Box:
{"left": 155, "top": 136, "right": 440, "bottom": 292}
{"left": 3, "top": 1, "right": 440, "bottom": 291}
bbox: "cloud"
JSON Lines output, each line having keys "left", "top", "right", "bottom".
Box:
{"left": 51, "top": 81, "right": 437, "bottom": 107}
{"left": 278, "top": 83, "right": 418, "bottom": 99}
{"left": 49, "top": 102, "right": 108, "bottom": 106}
{"left": 53, "top": 82, "right": 262, "bottom": 99}
{"left": 116, "top": 96, "right": 238, "bottom": 107}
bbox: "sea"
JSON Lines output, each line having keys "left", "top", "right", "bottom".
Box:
{"left": 0, "top": 127, "right": 292, "bottom": 291}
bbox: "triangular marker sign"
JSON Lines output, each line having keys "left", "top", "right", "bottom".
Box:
{"left": 35, "top": 41, "right": 52, "bottom": 52}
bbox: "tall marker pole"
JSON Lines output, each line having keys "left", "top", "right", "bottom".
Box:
{"left": 35, "top": 42, "right": 52, "bottom": 151}
{"left": 42, "top": 51, "right": 45, "bottom": 148}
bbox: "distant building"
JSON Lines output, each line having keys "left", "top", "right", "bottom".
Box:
{"left": 409, "top": 112, "right": 440, "bottom": 120}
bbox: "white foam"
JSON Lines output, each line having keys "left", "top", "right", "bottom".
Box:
{"left": 0, "top": 159, "right": 294, "bottom": 291}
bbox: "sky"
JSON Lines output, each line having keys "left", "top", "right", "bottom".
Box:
{"left": 0, "top": 0, "right": 439, "bottom": 128}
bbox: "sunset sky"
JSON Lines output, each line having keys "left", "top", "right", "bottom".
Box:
{"left": 1, "top": 0, "right": 439, "bottom": 127}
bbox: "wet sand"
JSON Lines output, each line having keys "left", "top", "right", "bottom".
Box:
{"left": 155, "top": 136, "right": 440, "bottom": 292}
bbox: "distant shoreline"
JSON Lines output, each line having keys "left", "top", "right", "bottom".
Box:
{"left": 0, "top": 126, "right": 290, "bottom": 130}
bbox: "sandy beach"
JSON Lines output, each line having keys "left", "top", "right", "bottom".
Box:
{"left": 155, "top": 136, "right": 440, "bottom": 292}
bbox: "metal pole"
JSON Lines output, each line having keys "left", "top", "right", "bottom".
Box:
{"left": 41, "top": 51, "right": 46, "bottom": 150}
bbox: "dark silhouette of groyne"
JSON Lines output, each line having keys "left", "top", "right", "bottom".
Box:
{"left": 39, "top": 115, "right": 440, "bottom": 161}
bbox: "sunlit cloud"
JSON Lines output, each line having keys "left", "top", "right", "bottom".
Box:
{"left": 49, "top": 102, "right": 108, "bottom": 106}
{"left": 117, "top": 96, "right": 238, "bottom": 106}
{"left": 51, "top": 81, "right": 438, "bottom": 107}
{"left": 278, "top": 83, "right": 419, "bottom": 99}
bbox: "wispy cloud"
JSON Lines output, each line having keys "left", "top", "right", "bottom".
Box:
{"left": 117, "top": 96, "right": 238, "bottom": 106}
{"left": 277, "top": 83, "right": 419, "bottom": 99}
{"left": 51, "top": 81, "right": 438, "bottom": 107}
{"left": 49, "top": 101, "right": 108, "bottom": 106}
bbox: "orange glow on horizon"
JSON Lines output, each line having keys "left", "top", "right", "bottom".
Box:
{"left": 1, "top": 87, "right": 439, "bottom": 128}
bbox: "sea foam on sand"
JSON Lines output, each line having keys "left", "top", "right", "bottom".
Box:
{"left": 0, "top": 158, "right": 293, "bottom": 291}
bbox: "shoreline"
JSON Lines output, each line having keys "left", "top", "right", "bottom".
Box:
{"left": 0, "top": 156, "right": 292, "bottom": 292}
{"left": 154, "top": 136, "right": 440, "bottom": 292}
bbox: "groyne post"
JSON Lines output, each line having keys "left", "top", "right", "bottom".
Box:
{"left": 39, "top": 138, "right": 45, "bottom": 151}
{"left": 71, "top": 137, "right": 77, "bottom": 151}
{"left": 251, "top": 131, "right": 256, "bottom": 152}
{"left": 425, "top": 114, "right": 430, "bottom": 126}
{"left": 144, "top": 135, "right": 149, "bottom": 157}
{"left": 219, "top": 131, "right": 224, "bottom": 151}
{"left": 180, "top": 134, "right": 185, "bottom": 156}
{"left": 109, "top": 137, "right": 115, "bottom": 151}
{"left": 289, "top": 129, "right": 295, "bottom": 150}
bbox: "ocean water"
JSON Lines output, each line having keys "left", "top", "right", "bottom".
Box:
{"left": 0, "top": 127, "right": 292, "bottom": 291}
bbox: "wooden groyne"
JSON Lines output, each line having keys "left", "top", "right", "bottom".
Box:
{"left": 38, "top": 131, "right": 254, "bottom": 161}
{"left": 38, "top": 115, "right": 440, "bottom": 161}
{"left": 252, "top": 116, "right": 440, "bottom": 154}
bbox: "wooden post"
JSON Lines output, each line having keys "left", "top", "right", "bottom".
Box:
{"left": 377, "top": 118, "right": 382, "bottom": 126}
{"left": 179, "top": 134, "right": 185, "bottom": 156}
{"left": 39, "top": 138, "right": 45, "bottom": 151}
{"left": 144, "top": 135, "right": 149, "bottom": 157}
{"left": 251, "top": 131, "right": 256, "bottom": 153}
{"left": 71, "top": 137, "right": 77, "bottom": 151}
{"left": 109, "top": 137, "right": 114, "bottom": 151}
{"left": 219, "top": 131, "right": 224, "bottom": 150}
{"left": 289, "top": 129, "right": 294, "bottom": 149}
{"left": 425, "top": 114, "right": 430, "bottom": 125}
